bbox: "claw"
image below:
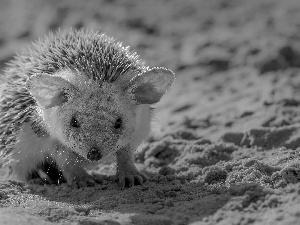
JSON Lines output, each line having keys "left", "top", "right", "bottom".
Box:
{"left": 116, "top": 147, "right": 148, "bottom": 189}
{"left": 134, "top": 175, "right": 145, "bottom": 185}
{"left": 117, "top": 170, "right": 147, "bottom": 189}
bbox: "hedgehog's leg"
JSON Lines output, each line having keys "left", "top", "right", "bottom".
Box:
{"left": 52, "top": 146, "right": 98, "bottom": 188}
{"left": 12, "top": 122, "right": 53, "bottom": 183}
{"left": 116, "top": 145, "right": 147, "bottom": 189}
{"left": 115, "top": 104, "right": 150, "bottom": 188}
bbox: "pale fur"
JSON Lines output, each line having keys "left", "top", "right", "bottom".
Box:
{"left": 12, "top": 122, "right": 56, "bottom": 181}
{"left": 131, "top": 104, "right": 151, "bottom": 150}
{"left": 1, "top": 30, "right": 174, "bottom": 187}
{"left": 10, "top": 69, "right": 152, "bottom": 184}
{"left": 11, "top": 103, "right": 151, "bottom": 182}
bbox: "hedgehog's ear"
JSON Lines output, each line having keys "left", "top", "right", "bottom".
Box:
{"left": 26, "top": 74, "right": 75, "bottom": 109}
{"left": 126, "top": 68, "right": 175, "bottom": 104}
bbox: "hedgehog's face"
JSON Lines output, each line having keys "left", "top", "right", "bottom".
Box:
{"left": 52, "top": 82, "right": 137, "bottom": 160}
{"left": 26, "top": 68, "right": 175, "bottom": 161}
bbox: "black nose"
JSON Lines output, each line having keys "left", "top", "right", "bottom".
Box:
{"left": 87, "top": 148, "right": 102, "bottom": 161}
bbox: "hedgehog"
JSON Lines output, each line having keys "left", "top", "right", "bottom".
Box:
{"left": 0, "top": 29, "right": 175, "bottom": 188}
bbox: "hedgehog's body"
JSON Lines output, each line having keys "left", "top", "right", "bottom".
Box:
{"left": 0, "top": 30, "right": 174, "bottom": 188}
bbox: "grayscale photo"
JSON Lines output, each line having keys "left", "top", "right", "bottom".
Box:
{"left": 0, "top": 0, "right": 300, "bottom": 224}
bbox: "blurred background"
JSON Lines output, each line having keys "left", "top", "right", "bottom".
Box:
{"left": 2, "top": 2, "right": 300, "bottom": 224}
{"left": 1, "top": 0, "right": 300, "bottom": 134}
{"left": 1, "top": 0, "right": 300, "bottom": 72}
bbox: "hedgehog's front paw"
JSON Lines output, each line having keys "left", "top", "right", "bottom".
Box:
{"left": 116, "top": 164, "right": 147, "bottom": 189}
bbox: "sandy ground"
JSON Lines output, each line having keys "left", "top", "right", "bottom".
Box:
{"left": 1, "top": 0, "right": 300, "bottom": 224}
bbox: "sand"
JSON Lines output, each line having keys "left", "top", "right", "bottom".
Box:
{"left": 1, "top": 0, "right": 300, "bottom": 224}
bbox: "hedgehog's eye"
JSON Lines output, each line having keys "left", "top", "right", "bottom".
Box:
{"left": 70, "top": 116, "right": 80, "bottom": 128}
{"left": 114, "top": 118, "right": 122, "bottom": 129}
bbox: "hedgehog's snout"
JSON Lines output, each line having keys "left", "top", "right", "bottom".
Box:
{"left": 87, "top": 147, "right": 103, "bottom": 161}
